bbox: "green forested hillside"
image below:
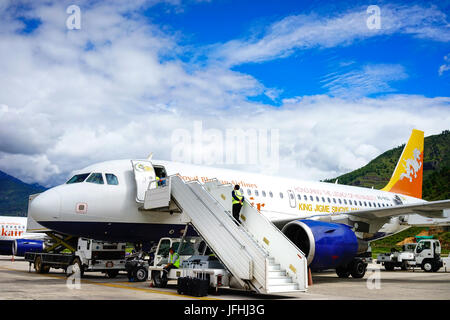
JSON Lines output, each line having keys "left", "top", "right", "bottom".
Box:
{"left": 324, "top": 130, "right": 450, "bottom": 201}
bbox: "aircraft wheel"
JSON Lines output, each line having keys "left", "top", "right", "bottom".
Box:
{"left": 350, "top": 260, "right": 367, "bottom": 278}
{"left": 336, "top": 266, "right": 350, "bottom": 278}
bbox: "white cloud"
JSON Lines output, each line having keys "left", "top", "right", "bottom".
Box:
{"left": 321, "top": 64, "right": 408, "bottom": 97}
{"left": 0, "top": 1, "right": 449, "bottom": 188}
{"left": 210, "top": 4, "right": 450, "bottom": 66}
{"left": 439, "top": 54, "right": 450, "bottom": 76}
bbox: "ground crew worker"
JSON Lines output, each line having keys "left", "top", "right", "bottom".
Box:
{"left": 232, "top": 185, "right": 244, "bottom": 225}
{"left": 155, "top": 176, "right": 161, "bottom": 187}
{"left": 163, "top": 247, "right": 180, "bottom": 279}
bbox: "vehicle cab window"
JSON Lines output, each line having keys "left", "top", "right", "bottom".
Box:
{"left": 86, "top": 173, "right": 104, "bottom": 184}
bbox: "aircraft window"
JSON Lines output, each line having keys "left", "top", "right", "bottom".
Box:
{"left": 255, "top": 190, "right": 259, "bottom": 196}
{"left": 105, "top": 174, "right": 119, "bottom": 185}
{"left": 333, "top": 198, "right": 336, "bottom": 204}
{"left": 349, "top": 200, "right": 352, "bottom": 205}
{"left": 297, "top": 194, "right": 301, "bottom": 201}
{"left": 364, "top": 201, "right": 367, "bottom": 206}
{"left": 338, "top": 199, "right": 342, "bottom": 204}
{"left": 290, "top": 193, "right": 294, "bottom": 200}
{"left": 373, "top": 202, "right": 377, "bottom": 207}
{"left": 344, "top": 199, "right": 347, "bottom": 205}
{"left": 321, "top": 197, "right": 325, "bottom": 202}
{"left": 247, "top": 189, "right": 252, "bottom": 196}
{"left": 66, "top": 173, "right": 90, "bottom": 184}
{"left": 304, "top": 195, "right": 307, "bottom": 201}
{"left": 86, "top": 173, "right": 104, "bottom": 184}
{"left": 359, "top": 201, "right": 362, "bottom": 206}
{"left": 310, "top": 196, "right": 314, "bottom": 201}
{"left": 315, "top": 196, "right": 319, "bottom": 202}
{"left": 327, "top": 197, "right": 331, "bottom": 203}
{"left": 377, "top": 203, "right": 381, "bottom": 207}
{"left": 269, "top": 191, "right": 273, "bottom": 198}
{"left": 262, "top": 191, "right": 266, "bottom": 197}
{"left": 368, "top": 202, "right": 372, "bottom": 207}
{"left": 279, "top": 192, "right": 284, "bottom": 199}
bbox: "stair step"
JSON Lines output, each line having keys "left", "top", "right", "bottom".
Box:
{"left": 267, "top": 277, "right": 293, "bottom": 285}
{"left": 268, "top": 270, "right": 286, "bottom": 277}
{"left": 266, "top": 283, "right": 300, "bottom": 293}
{"left": 268, "top": 264, "right": 281, "bottom": 271}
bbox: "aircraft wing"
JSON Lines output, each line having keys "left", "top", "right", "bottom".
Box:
{"left": 344, "top": 199, "right": 450, "bottom": 220}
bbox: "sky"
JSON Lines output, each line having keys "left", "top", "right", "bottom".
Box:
{"left": 0, "top": 0, "right": 449, "bottom": 187}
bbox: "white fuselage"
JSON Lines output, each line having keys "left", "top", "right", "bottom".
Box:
{"left": 28, "top": 159, "right": 425, "bottom": 243}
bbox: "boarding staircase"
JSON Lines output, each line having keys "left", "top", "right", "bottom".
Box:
{"left": 137, "top": 174, "right": 308, "bottom": 294}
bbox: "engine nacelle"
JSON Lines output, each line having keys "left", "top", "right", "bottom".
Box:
{"left": 282, "top": 220, "right": 367, "bottom": 271}
{"left": 12, "top": 239, "right": 45, "bottom": 256}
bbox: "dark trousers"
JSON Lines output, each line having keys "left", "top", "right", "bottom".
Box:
{"left": 232, "top": 203, "right": 242, "bottom": 224}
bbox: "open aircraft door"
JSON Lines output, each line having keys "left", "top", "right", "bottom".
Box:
{"left": 131, "top": 160, "right": 156, "bottom": 202}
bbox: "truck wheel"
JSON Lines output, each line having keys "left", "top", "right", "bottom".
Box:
{"left": 350, "top": 260, "right": 367, "bottom": 279}
{"left": 422, "top": 260, "right": 434, "bottom": 272}
{"left": 401, "top": 262, "right": 408, "bottom": 271}
{"left": 152, "top": 270, "right": 167, "bottom": 287}
{"left": 384, "top": 262, "right": 395, "bottom": 271}
{"left": 34, "top": 256, "right": 49, "bottom": 274}
{"left": 134, "top": 266, "right": 148, "bottom": 282}
{"left": 336, "top": 266, "right": 350, "bottom": 278}
{"left": 67, "top": 257, "right": 85, "bottom": 277}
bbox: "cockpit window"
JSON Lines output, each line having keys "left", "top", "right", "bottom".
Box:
{"left": 86, "top": 173, "right": 104, "bottom": 184}
{"left": 66, "top": 173, "right": 90, "bottom": 184}
{"left": 105, "top": 174, "right": 119, "bottom": 185}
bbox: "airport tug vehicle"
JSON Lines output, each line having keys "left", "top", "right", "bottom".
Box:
{"left": 148, "top": 236, "right": 230, "bottom": 294}
{"left": 377, "top": 239, "right": 443, "bottom": 272}
{"left": 24, "top": 238, "right": 127, "bottom": 277}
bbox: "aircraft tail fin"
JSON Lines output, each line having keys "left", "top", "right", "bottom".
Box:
{"left": 381, "top": 129, "right": 424, "bottom": 199}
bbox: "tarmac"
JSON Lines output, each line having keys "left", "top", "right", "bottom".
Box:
{"left": 1, "top": 256, "right": 449, "bottom": 300}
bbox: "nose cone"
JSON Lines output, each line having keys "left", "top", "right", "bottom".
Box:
{"left": 29, "top": 188, "right": 61, "bottom": 222}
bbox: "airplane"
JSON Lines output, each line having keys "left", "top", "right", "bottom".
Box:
{"left": 28, "top": 129, "right": 450, "bottom": 278}
{"left": 0, "top": 216, "right": 46, "bottom": 256}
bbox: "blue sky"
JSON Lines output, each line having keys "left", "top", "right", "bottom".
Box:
{"left": 0, "top": 0, "right": 449, "bottom": 186}
{"left": 143, "top": 0, "right": 450, "bottom": 100}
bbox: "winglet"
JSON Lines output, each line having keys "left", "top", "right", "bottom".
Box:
{"left": 381, "top": 129, "right": 424, "bottom": 199}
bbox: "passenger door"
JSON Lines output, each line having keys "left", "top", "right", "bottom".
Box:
{"left": 131, "top": 160, "right": 156, "bottom": 202}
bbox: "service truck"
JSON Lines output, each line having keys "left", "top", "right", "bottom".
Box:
{"left": 25, "top": 238, "right": 127, "bottom": 277}
{"left": 377, "top": 239, "right": 443, "bottom": 272}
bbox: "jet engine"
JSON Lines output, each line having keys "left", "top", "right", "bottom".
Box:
{"left": 282, "top": 220, "right": 368, "bottom": 271}
{"left": 12, "top": 239, "right": 45, "bottom": 256}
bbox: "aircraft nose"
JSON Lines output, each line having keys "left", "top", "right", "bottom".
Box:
{"left": 29, "top": 188, "right": 61, "bottom": 222}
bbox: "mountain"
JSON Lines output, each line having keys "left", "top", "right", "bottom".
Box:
{"left": 0, "top": 170, "right": 47, "bottom": 217}
{"left": 324, "top": 130, "right": 450, "bottom": 201}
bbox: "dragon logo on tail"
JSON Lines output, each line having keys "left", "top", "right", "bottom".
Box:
{"left": 399, "top": 148, "right": 422, "bottom": 182}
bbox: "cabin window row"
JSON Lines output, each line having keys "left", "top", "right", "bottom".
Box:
{"left": 243, "top": 188, "right": 394, "bottom": 208}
